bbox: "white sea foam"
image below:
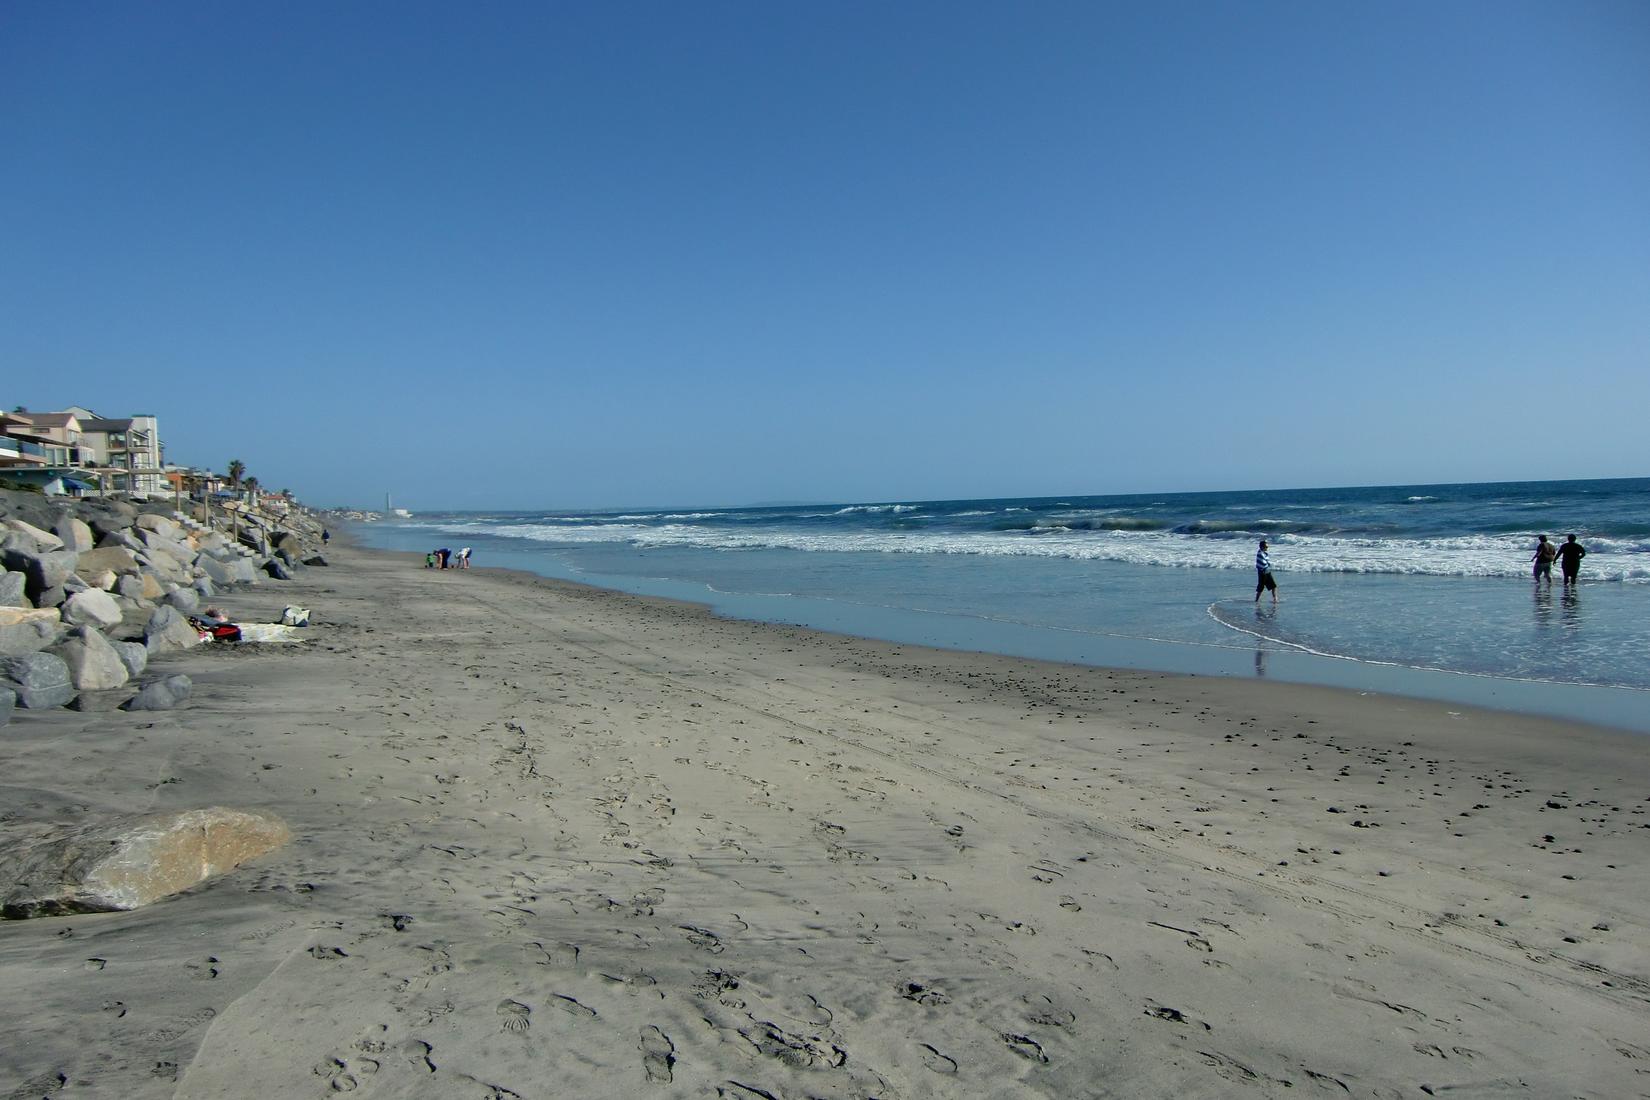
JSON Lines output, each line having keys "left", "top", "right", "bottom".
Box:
{"left": 404, "top": 518, "right": 1649, "bottom": 581}
{"left": 834, "top": 504, "right": 918, "bottom": 514}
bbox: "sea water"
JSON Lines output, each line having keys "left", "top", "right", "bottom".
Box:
{"left": 351, "top": 478, "right": 1650, "bottom": 732}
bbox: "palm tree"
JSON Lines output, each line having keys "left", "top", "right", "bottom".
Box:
{"left": 244, "top": 476, "right": 260, "bottom": 495}
{"left": 226, "top": 459, "right": 246, "bottom": 488}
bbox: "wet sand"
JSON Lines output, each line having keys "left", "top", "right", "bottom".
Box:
{"left": 2, "top": 541, "right": 1646, "bottom": 1098}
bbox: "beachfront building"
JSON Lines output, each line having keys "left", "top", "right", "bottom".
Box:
{"left": 0, "top": 409, "right": 100, "bottom": 493}
{"left": 164, "top": 465, "right": 225, "bottom": 502}
{"left": 67, "top": 407, "right": 166, "bottom": 495}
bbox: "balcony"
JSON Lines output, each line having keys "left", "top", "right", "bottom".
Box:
{"left": 0, "top": 437, "right": 49, "bottom": 465}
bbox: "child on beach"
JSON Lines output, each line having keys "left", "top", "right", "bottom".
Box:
{"left": 425, "top": 551, "right": 436, "bottom": 569}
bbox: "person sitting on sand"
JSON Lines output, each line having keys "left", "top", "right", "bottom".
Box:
{"left": 1254, "top": 539, "right": 1278, "bottom": 604}
{"left": 1531, "top": 535, "right": 1557, "bottom": 584}
{"left": 1556, "top": 533, "right": 1586, "bottom": 585}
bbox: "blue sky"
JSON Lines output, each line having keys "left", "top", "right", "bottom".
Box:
{"left": 3, "top": 2, "right": 1646, "bottom": 510}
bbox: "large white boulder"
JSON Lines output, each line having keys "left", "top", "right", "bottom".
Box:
{"left": 62, "top": 588, "right": 123, "bottom": 629}
{"left": 53, "top": 626, "right": 130, "bottom": 691}
{"left": 2, "top": 518, "right": 64, "bottom": 554}
{"left": 133, "top": 514, "right": 181, "bottom": 540}
{"left": 1, "top": 808, "right": 291, "bottom": 916}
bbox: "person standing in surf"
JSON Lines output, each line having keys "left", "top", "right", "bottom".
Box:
{"left": 1531, "top": 534, "right": 1557, "bottom": 585}
{"left": 1254, "top": 540, "right": 1278, "bottom": 604}
{"left": 1557, "top": 534, "right": 1586, "bottom": 585}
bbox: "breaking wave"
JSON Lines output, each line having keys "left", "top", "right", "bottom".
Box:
{"left": 402, "top": 518, "right": 1649, "bottom": 582}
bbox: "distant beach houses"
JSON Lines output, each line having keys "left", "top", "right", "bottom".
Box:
{"left": 0, "top": 404, "right": 273, "bottom": 507}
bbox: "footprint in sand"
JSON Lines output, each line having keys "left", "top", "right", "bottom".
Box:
{"left": 679, "top": 925, "right": 724, "bottom": 953}
{"left": 1028, "top": 861, "right": 1064, "bottom": 884}
{"left": 919, "top": 1043, "right": 958, "bottom": 1074}
{"left": 313, "top": 1054, "right": 378, "bottom": 1091}
{"left": 1021, "top": 993, "right": 1076, "bottom": 1027}
{"left": 527, "top": 941, "right": 580, "bottom": 968}
{"left": 497, "top": 999, "right": 532, "bottom": 1033}
{"left": 898, "top": 980, "right": 950, "bottom": 1006}
{"left": 1145, "top": 1002, "right": 1212, "bottom": 1030}
{"left": 550, "top": 993, "right": 598, "bottom": 1018}
{"left": 402, "top": 1038, "right": 437, "bottom": 1073}
{"left": 640, "top": 1025, "right": 676, "bottom": 1083}
{"left": 1001, "top": 1033, "right": 1049, "bottom": 1063}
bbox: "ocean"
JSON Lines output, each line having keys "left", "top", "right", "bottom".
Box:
{"left": 349, "top": 478, "right": 1650, "bottom": 732}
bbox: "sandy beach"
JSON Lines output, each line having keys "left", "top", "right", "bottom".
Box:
{"left": 2, "top": 540, "right": 1646, "bottom": 1099}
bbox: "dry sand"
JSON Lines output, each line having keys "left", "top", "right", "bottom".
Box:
{"left": 2, "top": 542, "right": 1647, "bottom": 1099}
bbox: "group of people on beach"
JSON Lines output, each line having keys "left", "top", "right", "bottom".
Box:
{"left": 426, "top": 546, "right": 471, "bottom": 569}
{"left": 1253, "top": 533, "right": 1588, "bottom": 602}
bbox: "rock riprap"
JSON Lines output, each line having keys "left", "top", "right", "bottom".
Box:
{"left": 1, "top": 651, "right": 75, "bottom": 709}
{"left": 1, "top": 807, "right": 292, "bottom": 917}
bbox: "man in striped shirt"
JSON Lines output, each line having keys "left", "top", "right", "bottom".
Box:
{"left": 1255, "top": 540, "right": 1278, "bottom": 604}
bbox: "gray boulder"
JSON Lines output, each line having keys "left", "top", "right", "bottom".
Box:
{"left": 0, "top": 570, "right": 26, "bottom": 608}
{"left": 133, "top": 514, "right": 181, "bottom": 540}
{"left": 144, "top": 606, "right": 202, "bottom": 654}
{"left": 229, "top": 558, "right": 258, "bottom": 584}
{"left": 0, "top": 806, "right": 290, "bottom": 916}
{"left": 123, "top": 673, "right": 192, "bottom": 712}
{"left": 0, "top": 548, "right": 79, "bottom": 600}
{"left": 0, "top": 685, "right": 13, "bottom": 725}
{"left": 113, "top": 641, "right": 148, "bottom": 678}
{"left": 52, "top": 627, "right": 130, "bottom": 692}
{"left": 0, "top": 616, "right": 65, "bottom": 658}
{"left": 99, "top": 529, "right": 145, "bottom": 553}
{"left": 35, "top": 585, "right": 66, "bottom": 611}
{"left": 1, "top": 652, "right": 75, "bottom": 709}
{"left": 263, "top": 558, "right": 292, "bottom": 580}
{"left": 62, "top": 588, "right": 124, "bottom": 629}
{"left": 139, "top": 549, "right": 185, "bottom": 581}
{"left": 86, "top": 512, "right": 135, "bottom": 542}
{"left": 140, "top": 529, "right": 194, "bottom": 566}
{"left": 74, "top": 546, "right": 141, "bottom": 577}
{"left": 115, "top": 573, "right": 146, "bottom": 600}
{"left": 302, "top": 555, "right": 329, "bottom": 567}
{"left": 52, "top": 514, "right": 95, "bottom": 553}
{"left": 195, "top": 553, "right": 233, "bottom": 586}
{"left": 164, "top": 586, "right": 201, "bottom": 613}
{"left": 194, "top": 576, "right": 215, "bottom": 599}
{"left": 2, "top": 517, "right": 63, "bottom": 553}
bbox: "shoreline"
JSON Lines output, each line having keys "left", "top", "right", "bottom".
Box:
{"left": 3, "top": 539, "right": 1646, "bottom": 1096}
{"left": 350, "top": 521, "right": 1650, "bottom": 736}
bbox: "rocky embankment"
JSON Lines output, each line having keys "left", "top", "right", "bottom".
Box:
{"left": 0, "top": 489, "right": 328, "bottom": 720}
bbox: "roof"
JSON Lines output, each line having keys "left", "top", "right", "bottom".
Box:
{"left": 25, "top": 412, "right": 79, "bottom": 428}
{"left": 79, "top": 417, "right": 135, "bottom": 431}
